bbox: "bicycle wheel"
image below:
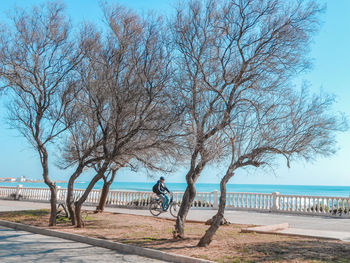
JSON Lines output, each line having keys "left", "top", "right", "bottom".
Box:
{"left": 169, "top": 202, "right": 180, "bottom": 218}
{"left": 149, "top": 201, "right": 162, "bottom": 216}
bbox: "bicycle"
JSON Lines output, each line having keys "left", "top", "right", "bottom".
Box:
{"left": 149, "top": 192, "right": 180, "bottom": 218}
{"left": 56, "top": 202, "right": 69, "bottom": 219}
{"left": 56, "top": 194, "right": 89, "bottom": 223}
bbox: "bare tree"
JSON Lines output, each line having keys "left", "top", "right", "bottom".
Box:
{"left": 0, "top": 2, "right": 82, "bottom": 226}
{"left": 60, "top": 5, "right": 183, "bottom": 227}
{"left": 59, "top": 94, "right": 105, "bottom": 225}
{"left": 171, "top": 0, "right": 324, "bottom": 238}
{"left": 197, "top": 87, "right": 347, "bottom": 246}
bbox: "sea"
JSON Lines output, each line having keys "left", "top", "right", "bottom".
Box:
{"left": 0, "top": 181, "right": 350, "bottom": 197}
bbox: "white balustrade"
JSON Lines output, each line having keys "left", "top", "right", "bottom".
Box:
{"left": 0, "top": 185, "right": 349, "bottom": 217}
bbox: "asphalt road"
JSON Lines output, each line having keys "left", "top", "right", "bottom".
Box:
{"left": 0, "top": 226, "right": 166, "bottom": 263}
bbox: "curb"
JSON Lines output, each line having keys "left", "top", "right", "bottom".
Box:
{"left": 0, "top": 220, "right": 214, "bottom": 263}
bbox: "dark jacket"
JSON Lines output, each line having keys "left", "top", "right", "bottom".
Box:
{"left": 154, "top": 180, "right": 170, "bottom": 195}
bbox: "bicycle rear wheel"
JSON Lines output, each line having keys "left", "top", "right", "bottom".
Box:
{"left": 150, "top": 201, "right": 162, "bottom": 216}
{"left": 169, "top": 202, "right": 180, "bottom": 218}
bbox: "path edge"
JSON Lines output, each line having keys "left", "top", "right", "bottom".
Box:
{"left": 0, "top": 220, "right": 214, "bottom": 263}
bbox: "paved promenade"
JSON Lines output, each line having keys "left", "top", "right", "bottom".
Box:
{"left": 1, "top": 199, "right": 350, "bottom": 241}
{"left": 104, "top": 206, "right": 350, "bottom": 233}
{"left": 0, "top": 200, "right": 49, "bottom": 212}
{"left": 0, "top": 226, "right": 165, "bottom": 263}
{"left": 1, "top": 199, "right": 350, "bottom": 231}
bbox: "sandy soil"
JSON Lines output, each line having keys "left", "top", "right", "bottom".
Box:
{"left": 1, "top": 209, "right": 350, "bottom": 263}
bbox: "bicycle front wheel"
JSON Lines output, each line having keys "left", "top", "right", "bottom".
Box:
{"left": 150, "top": 201, "right": 162, "bottom": 216}
{"left": 169, "top": 202, "right": 180, "bottom": 218}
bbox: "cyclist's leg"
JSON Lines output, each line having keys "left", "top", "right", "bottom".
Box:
{"left": 163, "top": 194, "right": 169, "bottom": 210}
{"left": 159, "top": 194, "right": 166, "bottom": 211}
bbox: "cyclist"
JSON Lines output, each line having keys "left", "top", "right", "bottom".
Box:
{"left": 152, "top": 176, "right": 170, "bottom": 211}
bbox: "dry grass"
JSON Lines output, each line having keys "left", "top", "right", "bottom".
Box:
{"left": 1, "top": 210, "right": 350, "bottom": 263}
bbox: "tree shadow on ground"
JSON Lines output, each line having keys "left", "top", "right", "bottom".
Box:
{"left": 243, "top": 239, "right": 350, "bottom": 262}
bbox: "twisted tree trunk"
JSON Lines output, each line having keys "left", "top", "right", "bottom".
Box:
{"left": 173, "top": 184, "right": 196, "bottom": 238}
{"left": 48, "top": 184, "right": 57, "bottom": 226}
{"left": 39, "top": 145, "right": 57, "bottom": 226}
{"left": 95, "top": 169, "right": 117, "bottom": 213}
{"left": 95, "top": 183, "right": 110, "bottom": 213}
{"left": 197, "top": 168, "right": 234, "bottom": 247}
{"left": 174, "top": 164, "right": 204, "bottom": 238}
{"left": 75, "top": 163, "right": 109, "bottom": 228}
{"left": 66, "top": 165, "right": 84, "bottom": 225}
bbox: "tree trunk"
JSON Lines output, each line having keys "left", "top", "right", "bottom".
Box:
{"left": 174, "top": 177, "right": 197, "bottom": 238}
{"left": 173, "top": 150, "right": 206, "bottom": 239}
{"left": 66, "top": 177, "right": 76, "bottom": 225}
{"left": 95, "top": 182, "right": 111, "bottom": 213}
{"left": 39, "top": 146, "right": 57, "bottom": 226}
{"left": 197, "top": 169, "right": 234, "bottom": 247}
{"left": 48, "top": 184, "right": 57, "bottom": 226}
{"left": 95, "top": 169, "right": 117, "bottom": 213}
{"left": 75, "top": 164, "right": 109, "bottom": 228}
{"left": 66, "top": 165, "right": 84, "bottom": 225}
{"left": 74, "top": 202, "right": 83, "bottom": 227}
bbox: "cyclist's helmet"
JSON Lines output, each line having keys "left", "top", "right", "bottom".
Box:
{"left": 160, "top": 176, "right": 165, "bottom": 181}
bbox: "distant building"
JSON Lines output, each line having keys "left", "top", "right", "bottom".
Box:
{"left": 0, "top": 177, "right": 16, "bottom": 182}
{"left": 17, "top": 176, "right": 26, "bottom": 182}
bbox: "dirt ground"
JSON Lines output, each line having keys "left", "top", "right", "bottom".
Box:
{"left": 1, "top": 209, "right": 350, "bottom": 263}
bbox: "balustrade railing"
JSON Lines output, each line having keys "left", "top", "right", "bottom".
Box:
{"left": 225, "top": 192, "right": 274, "bottom": 211}
{"left": 0, "top": 186, "right": 349, "bottom": 217}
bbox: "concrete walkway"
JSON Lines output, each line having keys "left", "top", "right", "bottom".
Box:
{"left": 103, "top": 206, "right": 350, "bottom": 232}
{"left": 1, "top": 199, "right": 350, "bottom": 241}
{"left": 0, "top": 200, "right": 49, "bottom": 212}
{"left": 0, "top": 226, "right": 166, "bottom": 263}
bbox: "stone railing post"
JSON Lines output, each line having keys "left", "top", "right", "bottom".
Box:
{"left": 15, "top": 184, "right": 23, "bottom": 200}
{"left": 57, "top": 186, "right": 61, "bottom": 202}
{"left": 271, "top": 192, "right": 280, "bottom": 212}
{"left": 212, "top": 190, "right": 219, "bottom": 210}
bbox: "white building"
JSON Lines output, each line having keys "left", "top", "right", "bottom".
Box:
{"left": 17, "top": 176, "right": 26, "bottom": 182}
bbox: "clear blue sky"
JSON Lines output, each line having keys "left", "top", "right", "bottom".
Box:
{"left": 0, "top": 0, "right": 349, "bottom": 185}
